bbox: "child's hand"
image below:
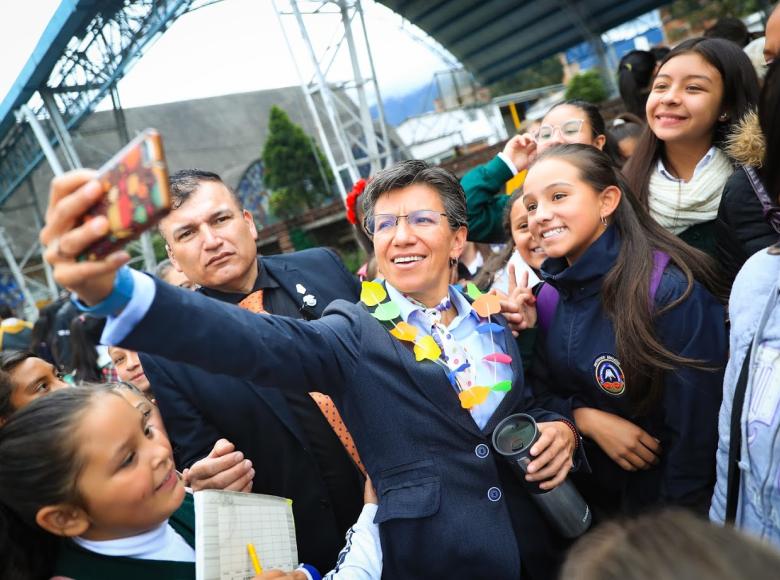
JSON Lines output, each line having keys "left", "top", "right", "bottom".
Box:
{"left": 502, "top": 134, "right": 537, "bottom": 172}
{"left": 182, "top": 438, "right": 254, "bottom": 492}
{"left": 364, "top": 477, "right": 378, "bottom": 505}
{"left": 573, "top": 407, "right": 661, "bottom": 471}
{"left": 495, "top": 265, "right": 537, "bottom": 336}
{"left": 252, "top": 571, "right": 307, "bottom": 580}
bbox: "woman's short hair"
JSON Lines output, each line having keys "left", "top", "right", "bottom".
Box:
{"left": 361, "top": 160, "right": 467, "bottom": 233}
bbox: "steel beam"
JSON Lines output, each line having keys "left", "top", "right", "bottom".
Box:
{"left": 274, "top": 0, "right": 400, "bottom": 197}
{"left": 0, "top": 0, "right": 202, "bottom": 208}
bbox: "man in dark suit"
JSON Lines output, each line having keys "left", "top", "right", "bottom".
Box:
{"left": 135, "top": 169, "right": 364, "bottom": 572}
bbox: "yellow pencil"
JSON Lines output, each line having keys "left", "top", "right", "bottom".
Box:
{"left": 247, "top": 543, "right": 263, "bottom": 575}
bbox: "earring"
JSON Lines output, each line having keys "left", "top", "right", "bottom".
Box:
{"left": 600, "top": 215, "right": 608, "bottom": 226}
{"left": 718, "top": 113, "right": 729, "bottom": 122}
{"left": 449, "top": 257, "right": 458, "bottom": 268}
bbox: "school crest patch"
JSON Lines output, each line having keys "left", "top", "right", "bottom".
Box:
{"left": 593, "top": 354, "right": 625, "bottom": 396}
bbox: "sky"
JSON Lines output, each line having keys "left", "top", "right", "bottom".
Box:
{"left": 0, "top": 0, "right": 456, "bottom": 112}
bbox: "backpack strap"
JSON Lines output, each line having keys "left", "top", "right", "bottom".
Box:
{"left": 725, "top": 340, "right": 754, "bottom": 523}
{"left": 536, "top": 282, "right": 559, "bottom": 333}
{"left": 649, "top": 250, "right": 671, "bottom": 303}
{"left": 744, "top": 165, "right": 780, "bottom": 234}
{"left": 536, "top": 251, "right": 670, "bottom": 333}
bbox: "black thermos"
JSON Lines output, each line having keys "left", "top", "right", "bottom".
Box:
{"left": 492, "top": 413, "right": 592, "bottom": 538}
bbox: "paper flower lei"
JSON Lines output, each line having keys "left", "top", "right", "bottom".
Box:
{"left": 345, "top": 178, "right": 368, "bottom": 225}
{"left": 360, "top": 281, "right": 512, "bottom": 410}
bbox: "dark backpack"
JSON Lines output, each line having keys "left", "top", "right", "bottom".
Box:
{"left": 536, "top": 251, "right": 671, "bottom": 333}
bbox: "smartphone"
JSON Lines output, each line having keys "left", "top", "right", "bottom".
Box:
{"left": 78, "top": 128, "right": 171, "bottom": 261}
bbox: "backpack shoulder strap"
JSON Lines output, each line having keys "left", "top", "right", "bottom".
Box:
{"left": 726, "top": 341, "right": 754, "bottom": 523}
{"left": 649, "top": 250, "right": 671, "bottom": 304}
{"left": 537, "top": 251, "right": 670, "bottom": 333}
{"left": 536, "top": 282, "right": 559, "bottom": 333}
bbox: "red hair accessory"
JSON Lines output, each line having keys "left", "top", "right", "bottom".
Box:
{"left": 345, "top": 178, "right": 368, "bottom": 225}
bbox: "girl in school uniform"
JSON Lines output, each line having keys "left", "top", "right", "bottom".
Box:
{"left": 0, "top": 386, "right": 380, "bottom": 580}
{"left": 466, "top": 100, "right": 619, "bottom": 296}
{"left": 623, "top": 37, "right": 760, "bottom": 259}
{"left": 464, "top": 99, "right": 620, "bottom": 245}
{"left": 520, "top": 144, "right": 728, "bottom": 519}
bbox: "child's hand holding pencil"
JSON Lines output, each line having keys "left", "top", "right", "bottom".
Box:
{"left": 248, "top": 544, "right": 307, "bottom": 580}
{"left": 251, "top": 571, "right": 307, "bottom": 579}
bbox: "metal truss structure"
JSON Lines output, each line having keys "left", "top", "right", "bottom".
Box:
{"left": 0, "top": 0, "right": 216, "bottom": 318}
{"left": 273, "top": 0, "right": 402, "bottom": 200}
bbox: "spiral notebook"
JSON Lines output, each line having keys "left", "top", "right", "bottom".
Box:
{"left": 194, "top": 490, "right": 298, "bottom": 580}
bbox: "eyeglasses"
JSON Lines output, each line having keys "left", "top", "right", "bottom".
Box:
{"left": 536, "top": 119, "right": 585, "bottom": 142}
{"left": 365, "top": 209, "right": 448, "bottom": 235}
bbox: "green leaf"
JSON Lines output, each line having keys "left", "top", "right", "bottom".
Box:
{"left": 466, "top": 282, "right": 483, "bottom": 301}
{"left": 492, "top": 380, "right": 512, "bottom": 392}
{"left": 371, "top": 300, "right": 401, "bottom": 321}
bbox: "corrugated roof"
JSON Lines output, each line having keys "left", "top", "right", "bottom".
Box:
{"left": 378, "top": 0, "right": 671, "bottom": 85}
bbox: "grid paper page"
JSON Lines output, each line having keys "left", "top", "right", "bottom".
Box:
{"left": 195, "top": 490, "right": 298, "bottom": 580}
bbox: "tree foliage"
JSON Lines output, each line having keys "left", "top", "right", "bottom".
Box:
{"left": 488, "top": 55, "right": 564, "bottom": 96}
{"left": 665, "top": 0, "right": 765, "bottom": 40}
{"left": 262, "top": 106, "right": 334, "bottom": 219}
{"left": 564, "top": 70, "right": 608, "bottom": 103}
{"left": 128, "top": 231, "right": 168, "bottom": 269}
{"left": 668, "top": 0, "right": 764, "bottom": 22}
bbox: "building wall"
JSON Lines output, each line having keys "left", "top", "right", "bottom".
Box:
{"left": 1, "top": 86, "right": 343, "bottom": 259}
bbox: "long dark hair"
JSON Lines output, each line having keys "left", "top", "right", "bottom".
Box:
{"left": 617, "top": 50, "right": 656, "bottom": 118}
{"left": 0, "top": 386, "right": 111, "bottom": 580}
{"left": 535, "top": 144, "right": 722, "bottom": 412}
{"left": 68, "top": 315, "right": 105, "bottom": 383}
{"left": 623, "top": 37, "right": 761, "bottom": 207}
{"left": 29, "top": 300, "right": 63, "bottom": 364}
{"left": 760, "top": 59, "right": 780, "bottom": 202}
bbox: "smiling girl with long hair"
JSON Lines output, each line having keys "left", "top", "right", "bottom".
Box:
{"left": 623, "top": 38, "right": 760, "bottom": 257}
{"left": 523, "top": 144, "right": 727, "bottom": 519}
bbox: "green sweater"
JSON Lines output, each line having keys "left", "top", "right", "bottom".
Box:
{"left": 462, "top": 155, "right": 514, "bottom": 244}
{"left": 54, "top": 493, "right": 196, "bottom": 580}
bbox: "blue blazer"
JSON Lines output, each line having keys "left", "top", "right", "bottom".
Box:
{"left": 140, "top": 248, "right": 363, "bottom": 573}
{"left": 123, "top": 277, "right": 576, "bottom": 580}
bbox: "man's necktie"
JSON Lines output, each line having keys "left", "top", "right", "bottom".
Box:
{"left": 238, "top": 289, "right": 367, "bottom": 477}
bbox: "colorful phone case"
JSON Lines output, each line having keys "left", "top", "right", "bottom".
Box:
{"left": 78, "top": 129, "right": 171, "bottom": 261}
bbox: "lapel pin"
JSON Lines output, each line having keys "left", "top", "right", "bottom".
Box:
{"left": 296, "top": 283, "right": 306, "bottom": 294}
{"left": 303, "top": 294, "right": 317, "bottom": 307}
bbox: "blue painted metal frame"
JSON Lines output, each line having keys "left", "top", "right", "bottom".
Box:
{"left": 0, "top": 0, "right": 197, "bottom": 207}
{"left": 0, "top": 0, "right": 99, "bottom": 139}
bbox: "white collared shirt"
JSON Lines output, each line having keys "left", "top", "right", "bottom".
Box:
{"left": 656, "top": 146, "right": 717, "bottom": 183}
{"left": 73, "top": 520, "right": 195, "bottom": 562}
